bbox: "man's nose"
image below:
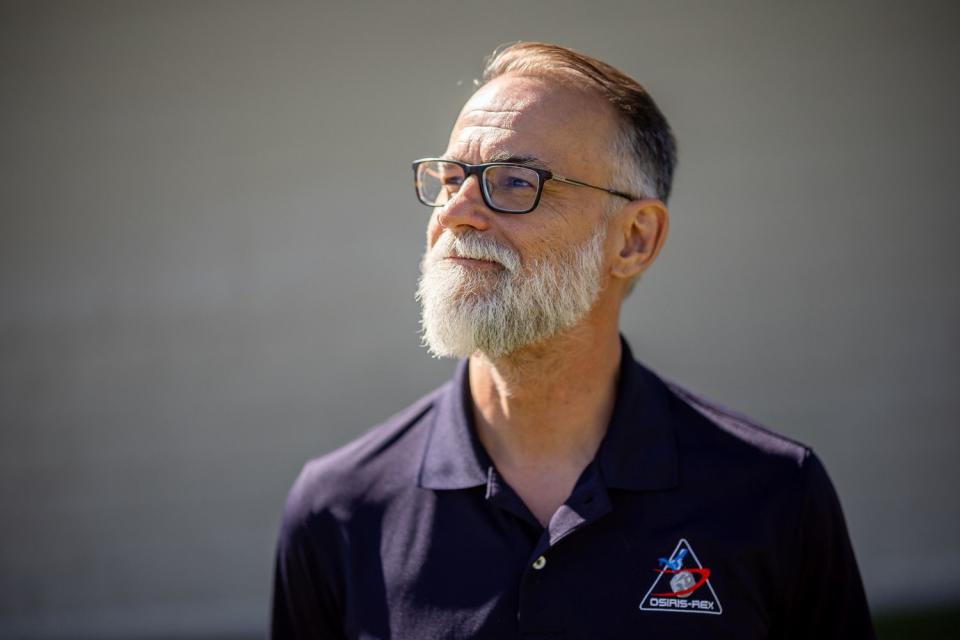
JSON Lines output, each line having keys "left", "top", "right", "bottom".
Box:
{"left": 436, "top": 175, "right": 493, "bottom": 231}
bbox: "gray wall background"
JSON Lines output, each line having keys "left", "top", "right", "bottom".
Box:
{"left": 2, "top": 1, "right": 958, "bottom": 637}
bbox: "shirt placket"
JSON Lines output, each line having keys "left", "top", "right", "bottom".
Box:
{"left": 486, "top": 461, "right": 613, "bottom": 638}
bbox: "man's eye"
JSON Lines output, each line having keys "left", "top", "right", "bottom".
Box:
{"left": 505, "top": 177, "right": 534, "bottom": 188}
{"left": 443, "top": 175, "right": 464, "bottom": 186}
{"left": 492, "top": 172, "right": 536, "bottom": 190}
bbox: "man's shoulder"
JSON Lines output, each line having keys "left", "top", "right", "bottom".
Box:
{"left": 655, "top": 374, "right": 817, "bottom": 488}
{"left": 658, "top": 374, "right": 843, "bottom": 533}
{"left": 282, "top": 383, "right": 446, "bottom": 522}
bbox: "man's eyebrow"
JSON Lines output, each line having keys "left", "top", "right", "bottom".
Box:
{"left": 441, "top": 152, "right": 550, "bottom": 170}
{"left": 485, "top": 152, "right": 549, "bottom": 169}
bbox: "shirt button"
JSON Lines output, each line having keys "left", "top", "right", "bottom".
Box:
{"left": 532, "top": 555, "right": 547, "bottom": 570}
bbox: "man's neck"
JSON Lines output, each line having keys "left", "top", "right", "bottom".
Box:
{"left": 467, "top": 320, "right": 622, "bottom": 523}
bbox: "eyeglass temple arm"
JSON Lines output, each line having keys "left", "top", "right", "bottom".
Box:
{"left": 550, "top": 174, "right": 639, "bottom": 202}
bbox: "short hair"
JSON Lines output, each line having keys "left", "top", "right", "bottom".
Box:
{"left": 481, "top": 42, "right": 677, "bottom": 203}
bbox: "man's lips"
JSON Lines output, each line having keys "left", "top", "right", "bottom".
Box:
{"left": 444, "top": 256, "right": 502, "bottom": 269}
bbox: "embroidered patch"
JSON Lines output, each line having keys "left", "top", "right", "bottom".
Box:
{"left": 639, "top": 538, "right": 722, "bottom": 615}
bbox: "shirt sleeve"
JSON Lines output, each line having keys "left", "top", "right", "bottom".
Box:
{"left": 783, "top": 450, "right": 875, "bottom": 639}
{"left": 271, "top": 468, "right": 348, "bottom": 640}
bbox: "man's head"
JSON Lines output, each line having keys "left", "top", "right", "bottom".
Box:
{"left": 416, "top": 43, "right": 675, "bottom": 360}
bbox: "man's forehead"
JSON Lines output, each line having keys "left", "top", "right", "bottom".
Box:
{"left": 457, "top": 76, "right": 603, "bottom": 131}
{"left": 447, "top": 75, "right": 612, "bottom": 163}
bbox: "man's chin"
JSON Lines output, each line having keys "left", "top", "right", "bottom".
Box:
{"left": 420, "top": 323, "right": 481, "bottom": 360}
{"left": 418, "top": 298, "right": 505, "bottom": 360}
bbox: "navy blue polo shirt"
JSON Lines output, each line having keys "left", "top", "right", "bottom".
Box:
{"left": 272, "top": 340, "right": 874, "bottom": 639}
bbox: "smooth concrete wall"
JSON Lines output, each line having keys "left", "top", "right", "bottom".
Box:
{"left": 1, "top": 1, "right": 958, "bottom": 636}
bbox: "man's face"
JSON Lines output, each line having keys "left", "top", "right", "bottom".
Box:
{"left": 416, "top": 74, "right": 622, "bottom": 359}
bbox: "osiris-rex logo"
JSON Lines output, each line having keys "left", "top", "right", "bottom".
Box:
{"left": 639, "top": 539, "right": 723, "bottom": 615}
{"left": 646, "top": 597, "right": 718, "bottom": 611}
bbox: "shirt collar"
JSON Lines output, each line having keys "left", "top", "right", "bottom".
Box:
{"left": 417, "top": 336, "right": 679, "bottom": 492}
{"left": 417, "top": 357, "right": 491, "bottom": 490}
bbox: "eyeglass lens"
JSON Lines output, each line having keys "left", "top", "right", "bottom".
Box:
{"left": 415, "top": 161, "right": 541, "bottom": 213}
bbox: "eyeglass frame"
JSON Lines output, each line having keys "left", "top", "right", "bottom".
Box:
{"left": 411, "top": 157, "right": 641, "bottom": 214}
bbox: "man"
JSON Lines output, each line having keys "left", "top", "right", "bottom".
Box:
{"left": 272, "top": 42, "right": 874, "bottom": 638}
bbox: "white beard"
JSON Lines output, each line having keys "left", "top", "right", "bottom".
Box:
{"left": 416, "top": 224, "right": 607, "bottom": 359}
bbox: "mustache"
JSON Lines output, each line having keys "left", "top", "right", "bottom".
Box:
{"left": 426, "top": 231, "right": 521, "bottom": 272}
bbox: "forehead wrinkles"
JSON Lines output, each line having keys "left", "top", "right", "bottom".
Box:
{"left": 457, "top": 94, "right": 564, "bottom": 141}
{"left": 448, "top": 79, "right": 612, "bottom": 165}
{"left": 449, "top": 109, "right": 563, "bottom": 166}
{"left": 449, "top": 101, "right": 528, "bottom": 159}
{"left": 460, "top": 104, "right": 525, "bottom": 129}
{"left": 449, "top": 123, "right": 516, "bottom": 162}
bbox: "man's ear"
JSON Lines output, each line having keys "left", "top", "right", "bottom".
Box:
{"left": 610, "top": 199, "right": 669, "bottom": 281}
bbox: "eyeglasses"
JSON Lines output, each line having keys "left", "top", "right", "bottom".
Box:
{"left": 412, "top": 158, "right": 639, "bottom": 214}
